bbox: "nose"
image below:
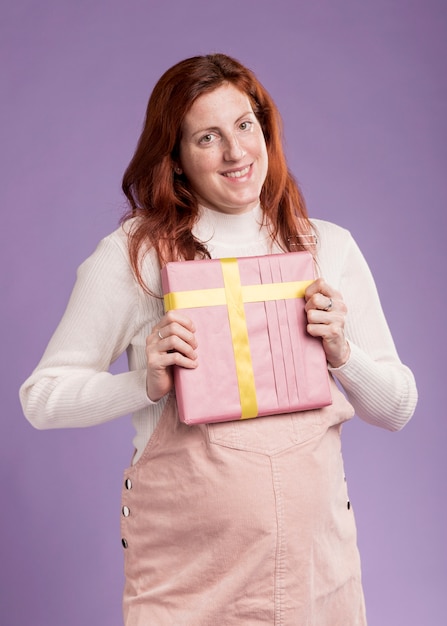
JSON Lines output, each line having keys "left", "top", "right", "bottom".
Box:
{"left": 223, "top": 134, "right": 245, "bottom": 161}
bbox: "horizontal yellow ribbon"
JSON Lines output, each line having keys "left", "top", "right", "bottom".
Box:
{"left": 164, "top": 279, "right": 313, "bottom": 311}
{"left": 164, "top": 259, "right": 313, "bottom": 421}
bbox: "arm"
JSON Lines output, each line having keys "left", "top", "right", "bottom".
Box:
{"left": 19, "top": 233, "right": 154, "bottom": 429}
{"left": 308, "top": 223, "right": 417, "bottom": 431}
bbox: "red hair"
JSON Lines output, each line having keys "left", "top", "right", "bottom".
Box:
{"left": 122, "top": 53, "right": 314, "bottom": 290}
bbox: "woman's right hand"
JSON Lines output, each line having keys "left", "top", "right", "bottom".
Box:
{"left": 145, "top": 311, "right": 198, "bottom": 402}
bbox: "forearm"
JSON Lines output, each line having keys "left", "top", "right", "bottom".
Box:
{"left": 329, "top": 342, "right": 417, "bottom": 431}
{"left": 20, "top": 367, "right": 150, "bottom": 430}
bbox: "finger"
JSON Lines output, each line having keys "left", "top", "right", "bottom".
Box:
{"left": 165, "top": 349, "right": 199, "bottom": 369}
{"left": 164, "top": 334, "right": 198, "bottom": 360}
{"left": 155, "top": 312, "right": 197, "bottom": 344}
{"left": 304, "top": 277, "right": 330, "bottom": 300}
{"left": 306, "top": 298, "right": 347, "bottom": 326}
{"left": 149, "top": 349, "right": 198, "bottom": 371}
{"left": 148, "top": 323, "right": 198, "bottom": 360}
{"left": 155, "top": 322, "right": 198, "bottom": 352}
{"left": 305, "top": 293, "right": 336, "bottom": 315}
{"left": 306, "top": 316, "right": 343, "bottom": 338}
{"left": 163, "top": 310, "right": 196, "bottom": 332}
{"left": 305, "top": 280, "right": 344, "bottom": 315}
{"left": 305, "top": 279, "right": 333, "bottom": 308}
{"left": 322, "top": 296, "right": 333, "bottom": 312}
{"left": 146, "top": 337, "right": 198, "bottom": 370}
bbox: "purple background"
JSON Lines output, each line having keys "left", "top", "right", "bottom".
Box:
{"left": 2, "top": 1, "right": 446, "bottom": 624}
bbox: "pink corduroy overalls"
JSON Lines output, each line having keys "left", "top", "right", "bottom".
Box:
{"left": 120, "top": 377, "right": 367, "bottom": 626}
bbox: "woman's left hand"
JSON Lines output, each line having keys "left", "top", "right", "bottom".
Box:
{"left": 304, "top": 277, "right": 350, "bottom": 368}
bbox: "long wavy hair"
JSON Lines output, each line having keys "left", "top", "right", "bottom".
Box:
{"left": 122, "top": 53, "right": 314, "bottom": 291}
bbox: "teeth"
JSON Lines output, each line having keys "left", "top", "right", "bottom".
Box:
{"left": 224, "top": 165, "right": 250, "bottom": 178}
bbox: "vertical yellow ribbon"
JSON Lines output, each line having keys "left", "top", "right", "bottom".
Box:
{"left": 220, "top": 258, "right": 258, "bottom": 419}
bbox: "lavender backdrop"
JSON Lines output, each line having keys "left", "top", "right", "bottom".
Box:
{"left": 2, "top": 1, "right": 446, "bottom": 624}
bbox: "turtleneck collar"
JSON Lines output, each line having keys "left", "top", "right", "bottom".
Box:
{"left": 193, "top": 203, "right": 270, "bottom": 248}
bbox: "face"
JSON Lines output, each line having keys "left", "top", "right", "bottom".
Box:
{"left": 178, "top": 83, "right": 268, "bottom": 215}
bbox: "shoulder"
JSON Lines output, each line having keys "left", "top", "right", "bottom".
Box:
{"left": 97, "top": 218, "right": 135, "bottom": 255}
{"left": 309, "top": 219, "right": 366, "bottom": 286}
{"left": 86, "top": 218, "right": 162, "bottom": 297}
{"left": 82, "top": 217, "right": 146, "bottom": 268}
{"left": 310, "top": 218, "right": 358, "bottom": 260}
{"left": 310, "top": 218, "right": 353, "bottom": 246}
{"left": 72, "top": 220, "right": 138, "bottom": 287}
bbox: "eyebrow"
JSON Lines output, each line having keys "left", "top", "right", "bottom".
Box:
{"left": 188, "top": 110, "right": 255, "bottom": 139}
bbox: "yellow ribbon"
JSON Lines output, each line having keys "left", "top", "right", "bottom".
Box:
{"left": 164, "top": 280, "right": 313, "bottom": 310}
{"left": 163, "top": 259, "right": 313, "bottom": 420}
{"left": 220, "top": 258, "right": 258, "bottom": 419}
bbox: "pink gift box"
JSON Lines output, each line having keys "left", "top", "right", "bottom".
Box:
{"left": 161, "top": 252, "right": 332, "bottom": 425}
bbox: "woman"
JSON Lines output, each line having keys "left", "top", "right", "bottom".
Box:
{"left": 20, "top": 53, "right": 417, "bottom": 625}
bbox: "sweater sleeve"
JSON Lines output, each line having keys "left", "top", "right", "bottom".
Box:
{"left": 19, "top": 233, "right": 154, "bottom": 430}
{"left": 319, "top": 225, "right": 418, "bottom": 431}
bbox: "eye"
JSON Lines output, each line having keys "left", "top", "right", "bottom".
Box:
{"left": 199, "top": 133, "right": 216, "bottom": 145}
{"left": 239, "top": 120, "right": 253, "bottom": 131}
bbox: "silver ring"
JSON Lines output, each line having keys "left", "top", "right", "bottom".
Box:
{"left": 323, "top": 298, "right": 333, "bottom": 312}
{"left": 158, "top": 330, "right": 164, "bottom": 340}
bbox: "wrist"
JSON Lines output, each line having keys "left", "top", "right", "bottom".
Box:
{"left": 328, "top": 341, "right": 351, "bottom": 369}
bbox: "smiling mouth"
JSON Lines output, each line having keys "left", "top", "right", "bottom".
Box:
{"left": 222, "top": 165, "right": 251, "bottom": 178}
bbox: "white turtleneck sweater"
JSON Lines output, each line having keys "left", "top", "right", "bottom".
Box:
{"left": 20, "top": 205, "right": 417, "bottom": 463}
